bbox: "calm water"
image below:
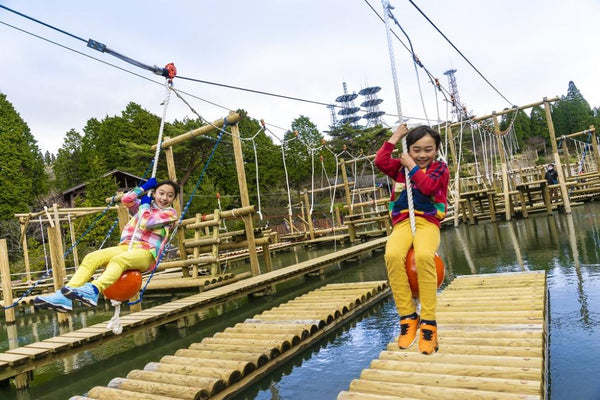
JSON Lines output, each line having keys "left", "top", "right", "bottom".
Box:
{"left": 1, "top": 204, "right": 600, "bottom": 399}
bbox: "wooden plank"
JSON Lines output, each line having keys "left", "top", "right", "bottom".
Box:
{"left": 385, "top": 343, "right": 542, "bottom": 358}
{"left": 0, "top": 353, "right": 30, "bottom": 366}
{"left": 359, "top": 369, "right": 541, "bottom": 395}
{"left": 61, "top": 331, "right": 103, "bottom": 340}
{"left": 77, "top": 327, "right": 111, "bottom": 336}
{"left": 42, "top": 336, "right": 85, "bottom": 345}
{"left": 378, "top": 351, "right": 541, "bottom": 369}
{"left": 370, "top": 359, "right": 541, "bottom": 380}
{"left": 24, "top": 341, "right": 71, "bottom": 352}
{"left": 5, "top": 347, "right": 49, "bottom": 359}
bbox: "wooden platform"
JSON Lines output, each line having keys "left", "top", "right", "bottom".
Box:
{"left": 69, "top": 281, "right": 391, "bottom": 400}
{"left": 0, "top": 237, "right": 388, "bottom": 387}
{"left": 338, "top": 270, "right": 548, "bottom": 400}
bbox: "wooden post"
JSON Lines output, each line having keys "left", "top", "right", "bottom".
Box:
{"left": 544, "top": 97, "right": 571, "bottom": 213}
{"left": 191, "top": 214, "right": 201, "bottom": 278}
{"left": 299, "top": 200, "right": 307, "bottom": 233}
{"left": 261, "top": 240, "right": 274, "bottom": 274}
{"left": 335, "top": 207, "right": 342, "bottom": 228}
{"left": 67, "top": 213, "right": 79, "bottom": 269}
{"left": 287, "top": 211, "right": 295, "bottom": 234}
{"left": 20, "top": 220, "right": 31, "bottom": 283}
{"left": 164, "top": 137, "right": 189, "bottom": 277}
{"left": 340, "top": 159, "right": 353, "bottom": 216}
{"left": 48, "top": 204, "right": 69, "bottom": 325}
{"left": 590, "top": 126, "right": 599, "bottom": 173}
{"left": 230, "top": 122, "right": 260, "bottom": 276}
{"left": 211, "top": 209, "right": 220, "bottom": 276}
{"left": 347, "top": 222, "right": 356, "bottom": 243}
{"left": 302, "top": 191, "right": 315, "bottom": 240}
{"left": 493, "top": 114, "right": 512, "bottom": 221}
{"left": 445, "top": 125, "right": 461, "bottom": 227}
{"left": 561, "top": 138, "right": 571, "bottom": 178}
{"left": 0, "top": 239, "right": 16, "bottom": 324}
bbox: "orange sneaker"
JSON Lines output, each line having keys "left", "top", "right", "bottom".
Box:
{"left": 419, "top": 320, "right": 439, "bottom": 355}
{"left": 397, "top": 313, "right": 419, "bottom": 349}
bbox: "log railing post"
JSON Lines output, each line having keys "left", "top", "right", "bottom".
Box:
{"left": 230, "top": 122, "right": 260, "bottom": 276}
{"left": 0, "top": 239, "right": 16, "bottom": 324}
{"left": 544, "top": 97, "right": 571, "bottom": 213}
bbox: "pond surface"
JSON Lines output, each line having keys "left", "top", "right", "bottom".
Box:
{"left": 1, "top": 203, "right": 599, "bottom": 399}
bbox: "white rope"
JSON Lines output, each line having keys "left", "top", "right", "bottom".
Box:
{"left": 128, "top": 80, "right": 171, "bottom": 252}
{"left": 216, "top": 194, "right": 228, "bottom": 232}
{"left": 109, "top": 79, "right": 172, "bottom": 314}
{"left": 280, "top": 138, "right": 294, "bottom": 226}
{"left": 433, "top": 83, "right": 448, "bottom": 163}
{"left": 470, "top": 123, "right": 482, "bottom": 184}
{"left": 151, "top": 80, "right": 171, "bottom": 178}
{"left": 381, "top": 0, "right": 416, "bottom": 235}
{"left": 475, "top": 124, "right": 490, "bottom": 183}
{"left": 330, "top": 153, "right": 341, "bottom": 214}
{"left": 350, "top": 156, "right": 358, "bottom": 211}
{"left": 107, "top": 299, "right": 123, "bottom": 335}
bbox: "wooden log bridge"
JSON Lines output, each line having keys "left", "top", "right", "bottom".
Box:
{"left": 69, "top": 281, "right": 390, "bottom": 400}
{"left": 338, "top": 270, "right": 548, "bottom": 400}
{"left": 0, "top": 237, "right": 387, "bottom": 389}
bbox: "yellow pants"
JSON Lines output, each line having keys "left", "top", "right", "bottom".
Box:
{"left": 384, "top": 218, "right": 440, "bottom": 321}
{"left": 67, "top": 245, "right": 154, "bottom": 292}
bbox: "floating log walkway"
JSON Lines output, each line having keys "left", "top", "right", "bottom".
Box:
{"left": 338, "top": 270, "right": 548, "bottom": 400}
{"left": 69, "top": 281, "right": 390, "bottom": 400}
{"left": 0, "top": 237, "right": 387, "bottom": 388}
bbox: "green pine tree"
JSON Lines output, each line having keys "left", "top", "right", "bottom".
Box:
{"left": 552, "top": 81, "right": 594, "bottom": 135}
{"left": 0, "top": 93, "right": 47, "bottom": 219}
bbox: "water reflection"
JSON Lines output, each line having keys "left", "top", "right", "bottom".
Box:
{"left": 454, "top": 227, "right": 476, "bottom": 274}
{"left": 566, "top": 213, "right": 589, "bottom": 325}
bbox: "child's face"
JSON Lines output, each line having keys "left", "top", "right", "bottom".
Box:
{"left": 408, "top": 134, "right": 437, "bottom": 169}
{"left": 154, "top": 184, "right": 176, "bottom": 209}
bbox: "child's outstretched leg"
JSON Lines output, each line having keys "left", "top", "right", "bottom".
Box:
{"left": 385, "top": 220, "right": 418, "bottom": 349}
{"left": 62, "top": 246, "right": 127, "bottom": 307}
{"left": 413, "top": 218, "right": 441, "bottom": 355}
{"left": 64, "top": 247, "right": 153, "bottom": 306}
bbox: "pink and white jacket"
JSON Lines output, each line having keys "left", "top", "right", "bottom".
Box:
{"left": 120, "top": 187, "right": 178, "bottom": 270}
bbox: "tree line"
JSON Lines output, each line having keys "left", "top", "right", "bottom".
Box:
{"left": 0, "top": 80, "right": 598, "bottom": 268}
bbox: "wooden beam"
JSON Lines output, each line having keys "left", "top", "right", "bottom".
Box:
{"left": 153, "top": 111, "right": 242, "bottom": 150}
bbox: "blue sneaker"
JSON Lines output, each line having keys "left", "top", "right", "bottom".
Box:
{"left": 33, "top": 291, "right": 72, "bottom": 313}
{"left": 61, "top": 283, "right": 99, "bottom": 307}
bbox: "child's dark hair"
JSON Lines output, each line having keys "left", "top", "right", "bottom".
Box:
{"left": 156, "top": 180, "right": 180, "bottom": 199}
{"left": 406, "top": 125, "right": 442, "bottom": 150}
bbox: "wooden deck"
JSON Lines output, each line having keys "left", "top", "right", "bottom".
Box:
{"left": 338, "top": 270, "right": 548, "bottom": 400}
{"left": 69, "top": 281, "right": 391, "bottom": 399}
{"left": 0, "top": 237, "right": 388, "bottom": 387}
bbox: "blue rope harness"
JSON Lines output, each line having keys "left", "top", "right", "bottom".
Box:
{"left": 128, "top": 118, "right": 228, "bottom": 305}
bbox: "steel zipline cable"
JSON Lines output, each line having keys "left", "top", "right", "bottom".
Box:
{"left": 0, "top": 4, "right": 430, "bottom": 122}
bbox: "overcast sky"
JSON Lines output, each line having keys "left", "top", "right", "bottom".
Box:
{"left": 1, "top": 0, "right": 599, "bottom": 154}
